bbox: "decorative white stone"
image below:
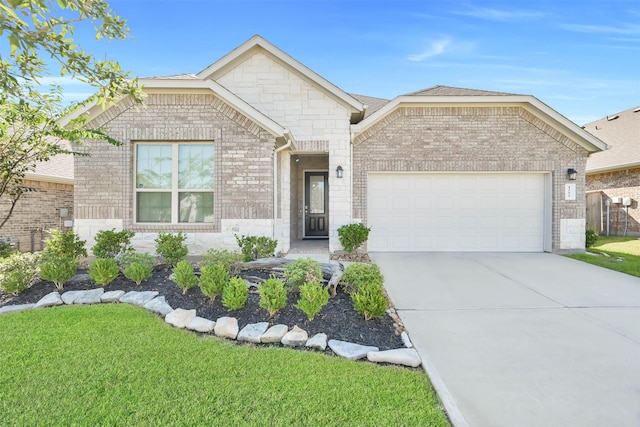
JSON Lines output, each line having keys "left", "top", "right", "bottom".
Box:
{"left": 101, "top": 290, "right": 125, "bottom": 303}
{"left": 165, "top": 308, "right": 196, "bottom": 328}
{"left": 143, "top": 296, "right": 173, "bottom": 317}
{"left": 328, "top": 339, "right": 379, "bottom": 360}
{"left": 0, "top": 303, "right": 35, "bottom": 314}
{"left": 61, "top": 290, "right": 83, "bottom": 305}
{"left": 186, "top": 316, "right": 215, "bottom": 333}
{"left": 237, "top": 322, "right": 269, "bottom": 343}
{"left": 214, "top": 316, "right": 239, "bottom": 339}
{"left": 401, "top": 331, "right": 413, "bottom": 348}
{"left": 120, "top": 291, "right": 158, "bottom": 307}
{"left": 305, "top": 333, "right": 328, "bottom": 351}
{"left": 33, "top": 292, "right": 63, "bottom": 309}
{"left": 367, "top": 348, "right": 422, "bottom": 368}
{"left": 74, "top": 288, "right": 105, "bottom": 305}
{"left": 281, "top": 325, "right": 308, "bottom": 347}
{"left": 260, "top": 324, "right": 288, "bottom": 343}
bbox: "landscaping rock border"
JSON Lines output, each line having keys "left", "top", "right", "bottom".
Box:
{"left": 1, "top": 289, "right": 422, "bottom": 368}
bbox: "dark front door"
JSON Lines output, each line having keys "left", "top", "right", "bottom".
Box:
{"left": 304, "top": 172, "right": 329, "bottom": 237}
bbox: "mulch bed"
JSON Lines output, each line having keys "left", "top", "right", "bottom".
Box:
{"left": 0, "top": 265, "right": 404, "bottom": 351}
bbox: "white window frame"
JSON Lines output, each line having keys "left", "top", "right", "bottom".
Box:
{"left": 134, "top": 142, "right": 215, "bottom": 224}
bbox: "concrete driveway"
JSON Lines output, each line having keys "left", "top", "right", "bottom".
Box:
{"left": 370, "top": 252, "right": 640, "bottom": 427}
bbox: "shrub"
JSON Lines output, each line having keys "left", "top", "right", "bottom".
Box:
{"left": 124, "top": 262, "right": 153, "bottom": 286}
{"left": 258, "top": 276, "right": 287, "bottom": 316}
{"left": 170, "top": 260, "right": 198, "bottom": 294}
{"left": 40, "top": 256, "right": 78, "bottom": 290}
{"left": 117, "top": 252, "right": 156, "bottom": 271}
{"left": 155, "top": 232, "right": 188, "bottom": 266}
{"left": 88, "top": 258, "right": 119, "bottom": 286}
{"left": 351, "top": 283, "right": 388, "bottom": 321}
{"left": 43, "top": 229, "right": 87, "bottom": 260}
{"left": 199, "top": 263, "right": 229, "bottom": 301}
{"left": 284, "top": 257, "right": 323, "bottom": 292}
{"left": 341, "top": 263, "right": 384, "bottom": 294}
{"left": 586, "top": 229, "right": 598, "bottom": 249}
{"left": 0, "top": 252, "right": 40, "bottom": 294}
{"left": 200, "top": 248, "right": 244, "bottom": 275}
{"left": 0, "top": 240, "right": 15, "bottom": 259}
{"left": 295, "top": 280, "right": 329, "bottom": 321}
{"left": 92, "top": 229, "right": 135, "bottom": 258}
{"left": 337, "top": 223, "right": 371, "bottom": 253}
{"left": 222, "top": 276, "right": 249, "bottom": 310}
{"left": 234, "top": 234, "right": 278, "bottom": 262}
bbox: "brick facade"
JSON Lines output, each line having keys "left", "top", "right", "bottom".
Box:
{"left": 586, "top": 168, "right": 640, "bottom": 235}
{"left": 0, "top": 179, "right": 73, "bottom": 252}
{"left": 353, "top": 106, "right": 591, "bottom": 251}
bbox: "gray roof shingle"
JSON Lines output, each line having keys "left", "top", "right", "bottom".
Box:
{"left": 585, "top": 105, "right": 640, "bottom": 172}
{"left": 349, "top": 94, "right": 390, "bottom": 118}
{"left": 404, "top": 85, "right": 519, "bottom": 96}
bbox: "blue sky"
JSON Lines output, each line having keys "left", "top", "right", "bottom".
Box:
{"left": 55, "top": 0, "right": 639, "bottom": 125}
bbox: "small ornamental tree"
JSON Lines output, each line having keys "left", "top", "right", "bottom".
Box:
{"left": 258, "top": 276, "right": 288, "bottom": 316}
{"left": 295, "top": 280, "right": 329, "bottom": 321}
{"left": 199, "top": 263, "right": 229, "bottom": 301}
{"left": 170, "top": 260, "right": 197, "bottom": 295}
{"left": 222, "top": 277, "right": 249, "bottom": 310}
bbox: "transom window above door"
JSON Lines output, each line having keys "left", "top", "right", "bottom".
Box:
{"left": 135, "top": 142, "right": 214, "bottom": 224}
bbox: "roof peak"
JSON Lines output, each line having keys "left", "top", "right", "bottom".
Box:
{"left": 405, "top": 85, "right": 520, "bottom": 97}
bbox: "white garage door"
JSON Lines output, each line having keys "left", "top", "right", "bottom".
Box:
{"left": 367, "top": 173, "right": 548, "bottom": 252}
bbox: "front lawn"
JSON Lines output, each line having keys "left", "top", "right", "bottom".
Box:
{"left": 0, "top": 304, "right": 450, "bottom": 426}
{"left": 569, "top": 235, "right": 640, "bottom": 277}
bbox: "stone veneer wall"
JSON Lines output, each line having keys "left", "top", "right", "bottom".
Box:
{"left": 74, "top": 93, "right": 277, "bottom": 253}
{"left": 0, "top": 179, "right": 73, "bottom": 252}
{"left": 352, "top": 106, "right": 591, "bottom": 251}
{"left": 586, "top": 168, "right": 640, "bottom": 235}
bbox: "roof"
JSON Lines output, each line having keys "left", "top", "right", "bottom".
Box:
{"left": 349, "top": 94, "right": 389, "bottom": 118}
{"left": 405, "top": 85, "right": 519, "bottom": 97}
{"left": 584, "top": 105, "right": 640, "bottom": 173}
{"left": 26, "top": 139, "right": 74, "bottom": 185}
{"left": 351, "top": 88, "right": 607, "bottom": 154}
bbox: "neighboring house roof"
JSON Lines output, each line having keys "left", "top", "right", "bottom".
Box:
{"left": 351, "top": 87, "right": 607, "bottom": 154}
{"left": 349, "top": 94, "right": 389, "bottom": 118}
{"left": 405, "top": 85, "right": 518, "bottom": 96}
{"left": 584, "top": 105, "right": 640, "bottom": 174}
{"left": 26, "top": 139, "right": 74, "bottom": 185}
{"left": 197, "top": 35, "right": 365, "bottom": 122}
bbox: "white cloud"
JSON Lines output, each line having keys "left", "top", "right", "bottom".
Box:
{"left": 559, "top": 23, "right": 640, "bottom": 35}
{"left": 455, "top": 7, "right": 545, "bottom": 21}
{"left": 408, "top": 37, "right": 452, "bottom": 61}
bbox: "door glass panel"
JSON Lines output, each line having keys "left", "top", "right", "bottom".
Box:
{"left": 310, "top": 175, "right": 325, "bottom": 214}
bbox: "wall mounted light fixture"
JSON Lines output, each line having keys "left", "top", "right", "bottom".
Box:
{"left": 336, "top": 165, "right": 344, "bottom": 178}
{"left": 567, "top": 168, "right": 577, "bottom": 180}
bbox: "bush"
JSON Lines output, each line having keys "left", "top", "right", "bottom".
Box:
{"left": 351, "top": 283, "right": 388, "bottom": 321}
{"left": 341, "top": 263, "right": 384, "bottom": 294}
{"left": 284, "top": 257, "right": 323, "bottom": 292}
{"left": 43, "top": 229, "right": 87, "bottom": 260}
{"left": 170, "top": 260, "right": 198, "bottom": 295}
{"left": 88, "top": 258, "right": 119, "bottom": 286}
{"left": 295, "top": 280, "right": 329, "bottom": 321}
{"left": 200, "top": 248, "right": 243, "bottom": 276}
{"left": 0, "top": 240, "right": 15, "bottom": 259}
{"left": 40, "top": 256, "right": 78, "bottom": 290}
{"left": 155, "top": 232, "right": 188, "bottom": 266}
{"left": 117, "top": 252, "right": 156, "bottom": 272}
{"left": 258, "top": 276, "right": 287, "bottom": 316}
{"left": 124, "top": 262, "right": 153, "bottom": 286}
{"left": 586, "top": 229, "right": 598, "bottom": 249}
{"left": 337, "top": 223, "right": 371, "bottom": 253}
{"left": 0, "top": 252, "right": 40, "bottom": 294}
{"left": 234, "top": 234, "right": 278, "bottom": 262}
{"left": 222, "top": 276, "right": 249, "bottom": 310}
{"left": 92, "top": 229, "right": 135, "bottom": 258}
{"left": 199, "top": 263, "right": 229, "bottom": 301}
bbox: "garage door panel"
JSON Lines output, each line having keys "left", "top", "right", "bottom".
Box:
{"left": 368, "top": 173, "right": 546, "bottom": 252}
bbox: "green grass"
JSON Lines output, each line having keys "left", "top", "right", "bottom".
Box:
{"left": 569, "top": 235, "right": 640, "bottom": 277}
{"left": 590, "top": 235, "right": 640, "bottom": 256}
{"left": 0, "top": 304, "right": 450, "bottom": 426}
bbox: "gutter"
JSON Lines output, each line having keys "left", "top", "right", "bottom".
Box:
{"left": 273, "top": 131, "right": 294, "bottom": 248}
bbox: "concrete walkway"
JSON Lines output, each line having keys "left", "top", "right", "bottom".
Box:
{"left": 371, "top": 252, "right": 640, "bottom": 427}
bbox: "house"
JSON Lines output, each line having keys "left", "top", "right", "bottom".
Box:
{"left": 584, "top": 105, "right": 640, "bottom": 235}
{"left": 62, "top": 35, "right": 606, "bottom": 255}
{"left": 0, "top": 147, "right": 74, "bottom": 252}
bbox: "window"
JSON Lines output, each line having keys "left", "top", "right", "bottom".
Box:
{"left": 135, "top": 143, "right": 214, "bottom": 223}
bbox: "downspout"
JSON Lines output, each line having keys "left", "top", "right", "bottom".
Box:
{"left": 274, "top": 131, "right": 292, "bottom": 249}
